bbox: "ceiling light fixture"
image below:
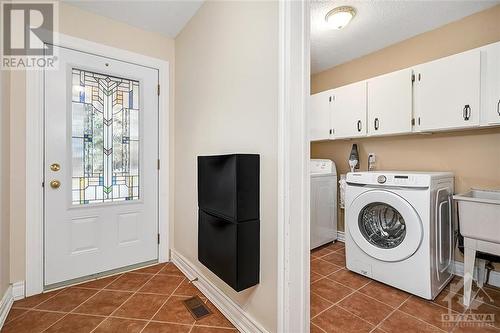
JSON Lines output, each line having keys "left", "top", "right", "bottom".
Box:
{"left": 325, "top": 6, "right": 356, "bottom": 30}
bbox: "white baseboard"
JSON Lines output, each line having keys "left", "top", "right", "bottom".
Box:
{"left": 451, "top": 260, "right": 500, "bottom": 288}
{"left": 0, "top": 286, "right": 13, "bottom": 329}
{"left": 171, "top": 250, "right": 269, "bottom": 333}
{"left": 337, "top": 231, "right": 345, "bottom": 242}
{"left": 12, "top": 281, "right": 25, "bottom": 301}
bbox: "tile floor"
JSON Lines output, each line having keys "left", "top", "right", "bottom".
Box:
{"left": 311, "top": 241, "right": 500, "bottom": 333}
{"left": 2, "top": 263, "right": 237, "bottom": 333}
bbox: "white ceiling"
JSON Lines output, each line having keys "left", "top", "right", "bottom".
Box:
{"left": 65, "top": 0, "right": 204, "bottom": 38}
{"left": 311, "top": 0, "right": 500, "bottom": 74}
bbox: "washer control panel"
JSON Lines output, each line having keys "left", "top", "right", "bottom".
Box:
{"left": 346, "top": 172, "right": 435, "bottom": 188}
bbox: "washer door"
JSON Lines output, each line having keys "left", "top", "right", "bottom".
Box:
{"left": 347, "top": 190, "right": 423, "bottom": 262}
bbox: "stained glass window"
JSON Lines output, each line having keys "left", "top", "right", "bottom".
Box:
{"left": 71, "top": 68, "right": 140, "bottom": 205}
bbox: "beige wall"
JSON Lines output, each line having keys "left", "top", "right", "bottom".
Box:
{"left": 311, "top": 5, "right": 500, "bottom": 233}
{"left": 9, "top": 2, "right": 176, "bottom": 283}
{"left": 175, "top": 1, "right": 278, "bottom": 331}
{"left": 1, "top": 69, "right": 11, "bottom": 296}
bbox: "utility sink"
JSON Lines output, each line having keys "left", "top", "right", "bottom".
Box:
{"left": 454, "top": 189, "right": 500, "bottom": 244}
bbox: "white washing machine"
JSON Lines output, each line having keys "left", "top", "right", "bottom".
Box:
{"left": 310, "top": 159, "right": 337, "bottom": 249}
{"left": 345, "top": 171, "right": 454, "bottom": 299}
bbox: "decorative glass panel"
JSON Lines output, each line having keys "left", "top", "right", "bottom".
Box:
{"left": 71, "top": 68, "right": 140, "bottom": 205}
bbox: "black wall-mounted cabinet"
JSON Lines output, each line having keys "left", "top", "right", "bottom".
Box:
{"left": 197, "top": 154, "right": 260, "bottom": 292}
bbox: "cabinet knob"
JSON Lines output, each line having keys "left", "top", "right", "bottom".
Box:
{"left": 463, "top": 105, "right": 471, "bottom": 121}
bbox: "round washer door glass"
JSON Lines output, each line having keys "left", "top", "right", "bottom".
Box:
{"left": 359, "top": 202, "right": 406, "bottom": 249}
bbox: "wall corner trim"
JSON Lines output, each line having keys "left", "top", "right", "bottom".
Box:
{"left": 12, "top": 281, "right": 25, "bottom": 301}
{"left": 0, "top": 285, "right": 13, "bottom": 329}
{"left": 171, "top": 250, "right": 270, "bottom": 333}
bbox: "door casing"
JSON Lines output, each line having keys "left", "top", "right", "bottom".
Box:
{"left": 25, "top": 33, "right": 170, "bottom": 297}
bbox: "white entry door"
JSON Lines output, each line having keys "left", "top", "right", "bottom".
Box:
{"left": 44, "top": 46, "right": 159, "bottom": 286}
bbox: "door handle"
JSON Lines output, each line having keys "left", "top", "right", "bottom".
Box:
{"left": 374, "top": 118, "right": 379, "bottom": 130}
{"left": 357, "top": 120, "right": 362, "bottom": 132}
{"left": 463, "top": 105, "right": 471, "bottom": 121}
{"left": 50, "top": 180, "right": 61, "bottom": 189}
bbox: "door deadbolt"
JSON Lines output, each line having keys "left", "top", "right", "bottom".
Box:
{"left": 50, "top": 163, "right": 61, "bottom": 172}
{"left": 50, "top": 180, "right": 61, "bottom": 189}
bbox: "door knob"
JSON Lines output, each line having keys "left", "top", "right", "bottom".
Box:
{"left": 50, "top": 163, "right": 61, "bottom": 172}
{"left": 50, "top": 180, "right": 61, "bottom": 189}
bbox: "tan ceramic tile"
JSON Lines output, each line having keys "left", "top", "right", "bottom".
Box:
{"left": 36, "top": 288, "right": 97, "bottom": 312}
{"left": 112, "top": 293, "right": 168, "bottom": 320}
{"left": 338, "top": 292, "right": 393, "bottom": 326}
{"left": 399, "top": 296, "right": 456, "bottom": 332}
{"left": 464, "top": 300, "right": 500, "bottom": 329}
{"left": 73, "top": 290, "right": 132, "bottom": 316}
{"left": 1, "top": 310, "right": 65, "bottom": 333}
{"left": 379, "top": 310, "right": 443, "bottom": 333}
{"left": 311, "top": 245, "right": 335, "bottom": 258}
{"left": 312, "top": 305, "right": 373, "bottom": 333}
{"left": 191, "top": 326, "right": 237, "bottom": 333}
{"left": 152, "top": 295, "right": 195, "bottom": 325}
{"left": 133, "top": 263, "right": 166, "bottom": 274}
{"left": 75, "top": 274, "right": 122, "bottom": 290}
{"left": 138, "top": 274, "right": 184, "bottom": 295}
{"left": 92, "top": 317, "right": 147, "bottom": 333}
{"left": 44, "top": 314, "right": 105, "bottom": 333}
{"left": 105, "top": 273, "right": 152, "bottom": 292}
{"left": 158, "top": 263, "right": 184, "bottom": 276}
{"left": 4, "top": 308, "right": 28, "bottom": 324}
{"left": 311, "top": 323, "right": 325, "bottom": 333}
{"left": 311, "top": 278, "right": 354, "bottom": 304}
{"left": 322, "top": 252, "right": 346, "bottom": 267}
{"left": 327, "top": 269, "right": 370, "bottom": 289}
{"left": 195, "top": 301, "right": 235, "bottom": 328}
{"left": 173, "top": 279, "right": 205, "bottom": 298}
{"left": 311, "top": 293, "right": 333, "bottom": 318}
{"left": 358, "top": 281, "right": 410, "bottom": 308}
{"left": 433, "top": 290, "right": 468, "bottom": 313}
{"left": 142, "top": 322, "right": 192, "bottom": 333}
{"left": 12, "top": 289, "right": 63, "bottom": 309}
{"left": 311, "top": 259, "right": 341, "bottom": 276}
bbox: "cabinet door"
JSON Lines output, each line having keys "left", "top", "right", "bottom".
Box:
{"left": 330, "top": 81, "right": 367, "bottom": 139}
{"left": 414, "top": 49, "right": 480, "bottom": 131}
{"left": 310, "top": 90, "right": 332, "bottom": 141}
{"left": 367, "top": 69, "right": 413, "bottom": 136}
{"left": 480, "top": 42, "right": 500, "bottom": 125}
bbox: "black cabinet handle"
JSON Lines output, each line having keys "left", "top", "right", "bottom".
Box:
{"left": 374, "top": 118, "right": 379, "bottom": 130}
{"left": 357, "top": 120, "right": 362, "bottom": 132}
{"left": 497, "top": 99, "right": 500, "bottom": 116}
{"left": 463, "top": 105, "right": 471, "bottom": 121}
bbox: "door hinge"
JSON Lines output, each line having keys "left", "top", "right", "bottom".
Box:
{"left": 157, "top": 84, "right": 160, "bottom": 96}
{"left": 157, "top": 159, "right": 160, "bottom": 170}
{"left": 158, "top": 233, "right": 160, "bottom": 244}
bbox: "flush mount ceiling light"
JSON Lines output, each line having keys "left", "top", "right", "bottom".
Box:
{"left": 325, "top": 6, "right": 356, "bottom": 30}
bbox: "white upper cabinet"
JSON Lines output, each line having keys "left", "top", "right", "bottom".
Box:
{"left": 367, "top": 69, "right": 413, "bottom": 136}
{"left": 480, "top": 42, "right": 500, "bottom": 126}
{"left": 330, "top": 81, "right": 367, "bottom": 139}
{"left": 414, "top": 49, "right": 481, "bottom": 131}
{"left": 310, "top": 90, "right": 332, "bottom": 141}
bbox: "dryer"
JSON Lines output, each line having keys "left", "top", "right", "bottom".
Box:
{"left": 345, "top": 171, "right": 454, "bottom": 299}
{"left": 310, "top": 159, "right": 337, "bottom": 249}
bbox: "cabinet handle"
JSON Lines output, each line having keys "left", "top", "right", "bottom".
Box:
{"left": 463, "top": 105, "right": 471, "bottom": 121}
{"left": 374, "top": 118, "right": 379, "bottom": 130}
{"left": 497, "top": 99, "right": 500, "bottom": 116}
{"left": 357, "top": 120, "right": 362, "bottom": 132}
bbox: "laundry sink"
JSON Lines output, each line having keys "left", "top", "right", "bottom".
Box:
{"left": 454, "top": 189, "right": 500, "bottom": 244}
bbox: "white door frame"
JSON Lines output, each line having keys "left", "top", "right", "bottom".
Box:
{"left": 277, "top": 0, "right": 310, "bottom": 332}
{"left": 25, "top": 33, "right": 170, "bottom": 296}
